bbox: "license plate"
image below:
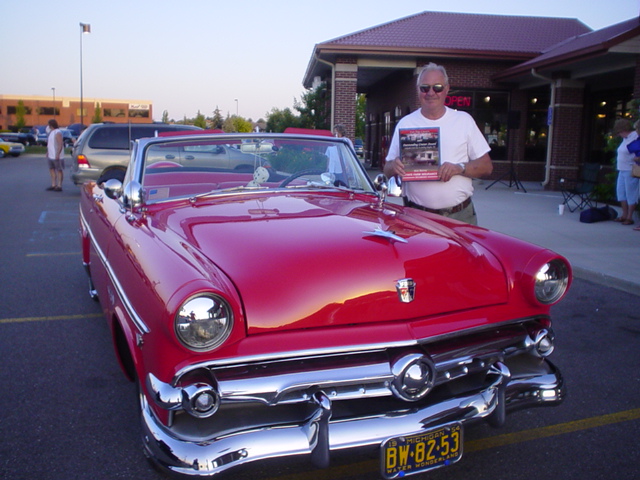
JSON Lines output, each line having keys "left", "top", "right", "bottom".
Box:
{"left": 381, "top": 423, "right": 463, "bottom": 479}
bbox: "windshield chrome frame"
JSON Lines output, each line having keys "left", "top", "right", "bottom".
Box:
{"left": 132, "top": 133, "right": 376, "bottom": 203}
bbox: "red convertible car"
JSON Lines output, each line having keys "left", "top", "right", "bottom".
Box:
{"left": 79, "top": 130, "right": 571, "bottom": 478}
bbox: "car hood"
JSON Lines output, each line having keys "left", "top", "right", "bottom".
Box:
{"left": 159, "top": 192, "right": 508, "bottom": 335}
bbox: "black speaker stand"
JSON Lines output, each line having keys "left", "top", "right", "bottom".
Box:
{"left": 485, "top": 159, "right": 527, "bottom": 192}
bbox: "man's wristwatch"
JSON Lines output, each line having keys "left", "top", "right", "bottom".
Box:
{"left": 456, "top": 163, "right": 466, "bottom": 175}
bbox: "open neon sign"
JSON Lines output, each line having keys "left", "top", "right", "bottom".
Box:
{"left": 445, "top": 95, "right": 472, "bottom": 108}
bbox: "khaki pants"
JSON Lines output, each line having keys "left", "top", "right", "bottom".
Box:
{"left": 442, "top": 200, "right": 477, "bottom": 225}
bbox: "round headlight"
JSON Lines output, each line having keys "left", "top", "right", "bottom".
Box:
{"left": 534, "top": 260, "right": 569, "bottom": 304}
{"left": 175, "top": 295, "right": 233, "bottom": 351}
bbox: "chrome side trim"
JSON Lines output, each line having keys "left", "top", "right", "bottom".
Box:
{"left": 80, "top": 208, "right": 150, "bottom": 334}
{"left": 83, "top": 262, "right": 99, "bottom": 300}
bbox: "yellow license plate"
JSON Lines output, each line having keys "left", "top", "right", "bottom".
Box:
{"left": 381, "top": 423, "right": 463, "bottom": 479}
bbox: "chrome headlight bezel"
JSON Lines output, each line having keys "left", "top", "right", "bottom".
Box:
{"left": 534, "top": 259, "right": 570, "bottom": 305}
{"left": 174, "top": 294, "right": 234, "bottom": 352}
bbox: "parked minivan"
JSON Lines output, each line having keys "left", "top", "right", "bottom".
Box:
{"left": 70, "top": 123, "right": 202, "bottom": 185}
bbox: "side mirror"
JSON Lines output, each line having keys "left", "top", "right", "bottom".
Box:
{"left": 123, "top": 181, "right": 144, "bottom": 210}
{"left": 373, "top": 174, "right": 388, "bottom": 192}
{"left": 373, "top": 174, "right": 388, "bottom": 209}
{"left": 104, "top": 179, "right": 144, "bottom": 213}
{"left": 104, "top": 178, "right": 123, "bottom": 200}
{"left": 387, "top": 176, "right": 403, "bottom": 197}
{"left": 373, "top": 174, "right": 403, "bottom": 198}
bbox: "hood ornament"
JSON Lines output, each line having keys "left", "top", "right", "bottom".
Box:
{"left": 363, "top": 227, "right": 408, "bottom": 244}
{"left": 396, "top": 279, "right": 416, "bottom": 303}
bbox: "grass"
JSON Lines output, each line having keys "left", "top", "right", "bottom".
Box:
{"left": 25, "top": 145, "right": 72, "bottom": 155}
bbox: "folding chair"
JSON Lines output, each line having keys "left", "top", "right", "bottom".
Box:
{"left": 561, "top": 163, "right": 600, "bottom": 212}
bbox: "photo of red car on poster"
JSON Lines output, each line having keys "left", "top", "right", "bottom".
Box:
{"left": 400, "top": 127, "right": 441, "bottom": 181}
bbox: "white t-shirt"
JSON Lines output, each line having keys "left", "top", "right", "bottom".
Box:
{"left": 617, "top": 131, "right": 638, "bottom": 171}
{"left": 46, "top": 128, "right": 65, "bottom": 160}
{"left": 386, "top": 107, "right": 490, "bottom": 209}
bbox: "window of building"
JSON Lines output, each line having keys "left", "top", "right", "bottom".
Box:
{"left": 588, "top": 88, "right": 634, "bottom": 164}
{"left": 38, "top": 107, "right": 59, "bottom": 115}
{"left": 129, "top": 109, "right": 150, "bottom": 118}
{"left": 445, "top": 90, "right": 510, "bottom": 159}
{"left": 7, "top": 105, "right": 33, "bottom": 115}
{"left": 104, "top": 108, "right": 126, "bottom": 118}
{"left": 525, "top": 91, "right": 550, "bottom": 162}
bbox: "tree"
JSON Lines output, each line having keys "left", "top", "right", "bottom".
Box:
{"left": 294, "top": 83, "right": 329, "bottom": 130}
{"left": 161, "top": 110, "right": 169, "bottom": 123}
{"left": 194, "top": 110, "right": 206, "bottom": 128}
{"left": 15, "top": 100, "right": 26, "bottom": 129}
{"left": 211, "top": 107, "right": 224, "bottom": 130}
{"left": 92, "top": 103, "right": 103, "bottom": 124}
{"left": 222, "top": 114, "right": 252, "bottom": 133}
{"left": 266, "top": 107, "right": 300, "bottom": 132}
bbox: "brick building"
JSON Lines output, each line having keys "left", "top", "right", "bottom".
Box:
{"left": 303, "top": 11, "right": 640, "bottom": 190}
{"left": 0, "top": 94, "right": 153, "bottom": 131}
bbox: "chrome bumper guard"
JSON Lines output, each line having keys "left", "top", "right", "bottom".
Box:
{"left": 141, "top": 359, "right": 564, "bottom": 477}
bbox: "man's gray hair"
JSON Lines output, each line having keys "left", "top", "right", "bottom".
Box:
{"left": 416, "top": 62, "right": 449, "bottom": 87}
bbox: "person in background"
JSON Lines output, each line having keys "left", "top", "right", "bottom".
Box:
{"left": 383, "top": 62, "right": 493, "bottom": 225}
{"left": 334, "top": 124, "right": 354, "bottom": 151}
{"left": 45, "top": 119, "right": 65, "bottom": 192}
{"left": 624, "top": 119, "right": 640, "bottom": 230}
{"left": 612, "top": 118, "right": 638, "bottom": 225}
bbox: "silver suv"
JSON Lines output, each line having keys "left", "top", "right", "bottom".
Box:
{"left": 70, "top": 123, "right": 201, "bottom": 184}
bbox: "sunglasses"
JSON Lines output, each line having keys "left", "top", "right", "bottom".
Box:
{"left": 419, "top": 84, "right": 446, "bottom": 93}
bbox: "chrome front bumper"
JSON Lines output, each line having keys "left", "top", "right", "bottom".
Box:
{"left": 141, "top": 358, "right": 564, "bottom": 477}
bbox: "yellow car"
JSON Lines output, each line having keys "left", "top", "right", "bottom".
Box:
{"left": 0, "top": 139, "right": 25, "bottom": 158}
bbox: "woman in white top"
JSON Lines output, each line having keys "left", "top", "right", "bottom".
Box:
{"left": 612, "top": 118, "right": 638, "bottom": 225}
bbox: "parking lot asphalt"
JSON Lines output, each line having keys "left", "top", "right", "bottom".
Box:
{"left": 371, "top": 168, "right": 640, "bottom": 296}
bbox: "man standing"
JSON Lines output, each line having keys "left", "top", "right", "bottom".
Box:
{"left": 384, "top": 63, "right": 493, "bottom": 225}
{"left": 46, "top": 119, "right": 65, "bottom": 192}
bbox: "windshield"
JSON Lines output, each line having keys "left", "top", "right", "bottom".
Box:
{"left": 139, "top": 134, "right": 374, "bottom": 203}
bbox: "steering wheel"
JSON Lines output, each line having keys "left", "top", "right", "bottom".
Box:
{"left": 278, "top": 169, "right": 327, "bottom": 187}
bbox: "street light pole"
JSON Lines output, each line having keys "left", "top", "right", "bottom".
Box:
{"left": 51, "top": 87, "right": 55, "bottom": 117}
{"left": 235, "top": 98, "right": 238, "bottom": 116}
{"left": 79, "top": 22, "right": 91, "bottom": 127}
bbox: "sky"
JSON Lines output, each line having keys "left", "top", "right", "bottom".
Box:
{"left": 2, "top": 0, "right": 638, "bottom": 122}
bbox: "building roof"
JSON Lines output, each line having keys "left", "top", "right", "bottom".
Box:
{"left": 319, "top": 11, "right": 591, "bottom": 55}
{"left": 494, "top": 16, "right": 640, "bottom": 83}
{"left": 304, "top": 10, "right": 593, "bottom": 87}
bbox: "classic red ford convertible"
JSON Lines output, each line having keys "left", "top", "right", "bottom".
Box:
{"left": 79, "top": 130, "right": 570, "bottom": 478}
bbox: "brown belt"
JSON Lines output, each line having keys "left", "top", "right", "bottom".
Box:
{"left": 404, "top": 197, "right": 472, "bottom": 215}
